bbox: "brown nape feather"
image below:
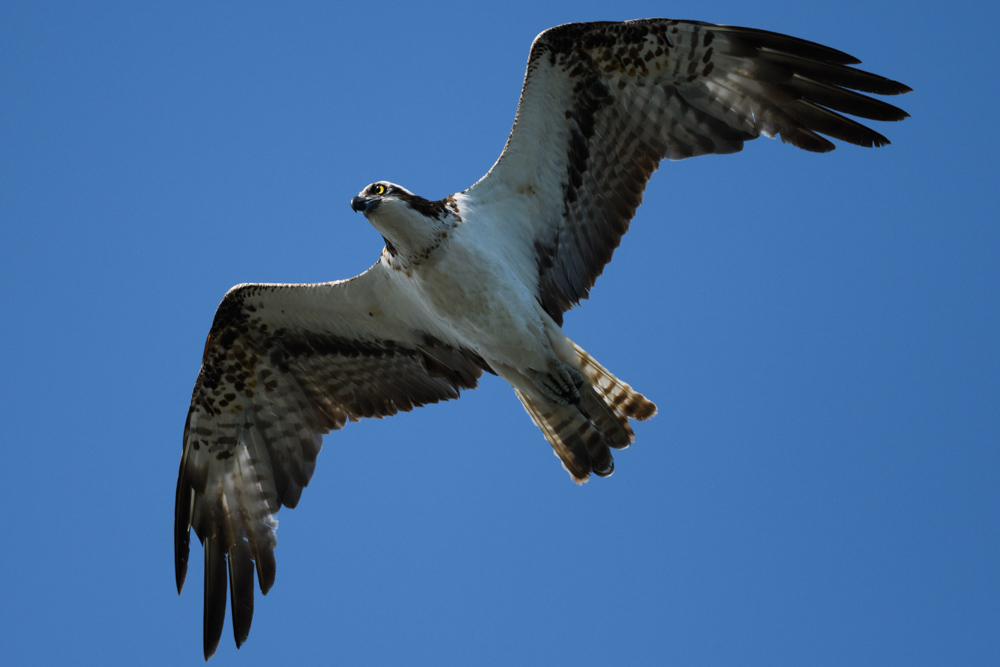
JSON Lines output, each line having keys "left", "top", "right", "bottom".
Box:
{"left": 515, "top": 342, "right": 656, "bottom": 482}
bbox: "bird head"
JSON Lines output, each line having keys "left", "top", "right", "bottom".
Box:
{"left": 351, "top": 181, "right": 456, "bottom": 261}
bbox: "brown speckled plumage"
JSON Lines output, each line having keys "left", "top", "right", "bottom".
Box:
{"left": 176, "top": 17, "right": 908, "bottom": 659}
{"left": 475, "top": 19, "right": 909, "bottom": 324}
{"left": 175, "top": 280, "right": 486, "bottom": 658}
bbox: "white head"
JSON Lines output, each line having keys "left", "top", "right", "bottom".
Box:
{"left": 351, "top": 181, "right": 457, "bottom": 261}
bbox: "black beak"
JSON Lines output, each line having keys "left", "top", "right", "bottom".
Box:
{"left": 351, "top": 196, "right": 367, "bottom": 213}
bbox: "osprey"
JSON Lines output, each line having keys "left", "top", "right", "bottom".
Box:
{"left": 175, "top": 19, "right": 909, "bottom": 658}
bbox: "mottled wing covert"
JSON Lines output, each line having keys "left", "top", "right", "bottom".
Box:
{"left": 174, "top": 264, "right": 486, "bottom": 658}
{"left": 467, "top": 19, "right": 911, "bottom": 323}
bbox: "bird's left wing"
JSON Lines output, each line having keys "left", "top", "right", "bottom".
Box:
{"left": 174, "top": 261, "right": 487, "bottom": 659}
{"left": 463, "top": 19, "right": 910, "bottom": 324}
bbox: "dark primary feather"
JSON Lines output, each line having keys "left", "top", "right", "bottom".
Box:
{"left": 204, "top": 537, "right": 228, "bottom": 659}
{"left": 174, "top": 278, "right": 486, "bottom": 658}
{"left": 471, "top": 19, "right": 910, "bottom": 324}
{"left": 176, "top": 17, "right": 910, "bottom": 658}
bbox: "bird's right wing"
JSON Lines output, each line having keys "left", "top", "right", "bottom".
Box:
{"left": 174, "top": 259, "right": 487, "bottom": 658}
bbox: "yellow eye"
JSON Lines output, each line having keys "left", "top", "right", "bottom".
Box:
{"left": 374, "top": 184, "right": 386, "bottom": 195}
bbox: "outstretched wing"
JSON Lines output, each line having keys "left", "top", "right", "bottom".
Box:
{"left": 174, "top": 261, "right": 487, "bottom": 659}
{"left": 465, "top": 19, "right": 911, "bottom": 324}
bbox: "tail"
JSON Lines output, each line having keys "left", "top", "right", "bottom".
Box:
{"left": 515, "top": 342, "right": 656, "bottom": 483}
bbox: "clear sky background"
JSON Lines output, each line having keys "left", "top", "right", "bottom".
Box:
{"left": 2, "top": 1, "right": 997, "bottom": 665}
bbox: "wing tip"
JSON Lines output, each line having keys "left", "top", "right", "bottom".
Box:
{"left": 888, "top": 80, "right": 914, "bottom": 96}
{"left": 174, "top": 473, "right": 194, "bottom": 595}
{"left": 256, "top": 548, "right": 277, "bottom": 595}
{"left": 175, "top": 559, "right": 188, "bottom": 596}
{"left": 203, "top": 537, "right": 228, "bottom": 661}
{"left": 228, "top": 538, "right": 256, "bottom": 651}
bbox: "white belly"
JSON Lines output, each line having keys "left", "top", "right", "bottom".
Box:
{"left": 411, "top": 235, "right": 555, "bottom": 371}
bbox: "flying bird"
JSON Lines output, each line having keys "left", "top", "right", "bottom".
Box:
{"left": 174, "top": 18, "right": 909, "bottom": 658}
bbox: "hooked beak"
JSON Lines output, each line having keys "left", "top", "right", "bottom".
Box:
{"left": 351, "top": 196, "right": 378, "bottom": 213}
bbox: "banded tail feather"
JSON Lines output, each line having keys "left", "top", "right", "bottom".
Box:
{"left": 516, "top": 342, "right": 657, "bottom": 482}
{"left": 175, "top": 15, "right": 908, "bottom": 656}
{"left": 515, "top": 388, "right": 611, "bottom": 482}
{"left": 572, "top": 340, "right": 657, "bottom": 438}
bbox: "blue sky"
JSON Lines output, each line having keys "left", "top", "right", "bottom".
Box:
{"left": 1, "top": 1, "right": 997, "bottom": 664}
